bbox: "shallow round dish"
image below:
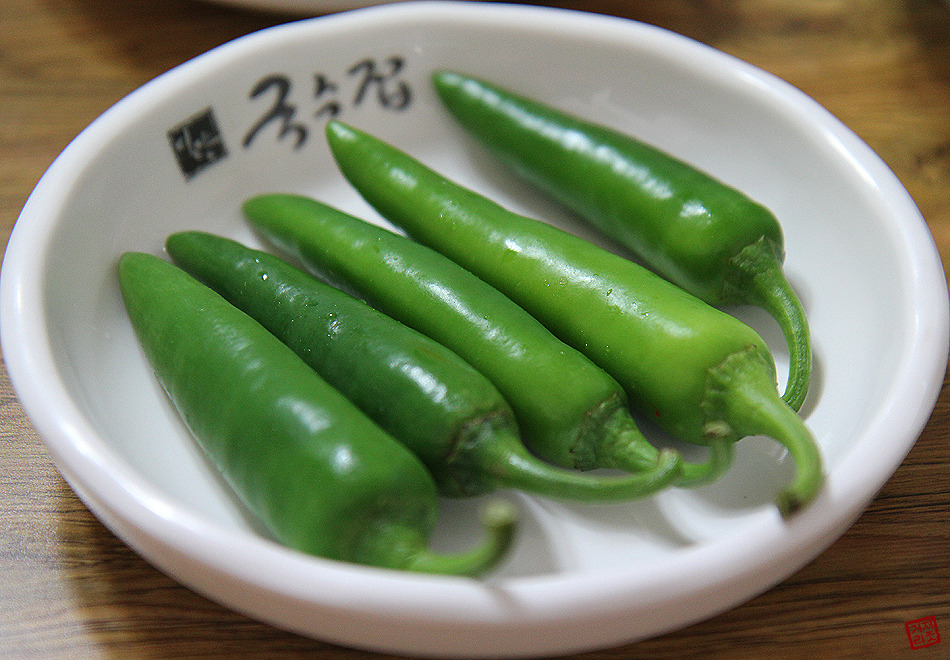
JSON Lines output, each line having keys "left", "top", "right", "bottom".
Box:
{"left": 2, "top": 2, "right": 947, "bottom": 657}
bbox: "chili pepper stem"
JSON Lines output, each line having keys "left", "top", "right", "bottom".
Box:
{"left": 595, "top": 409, "right": 734, "bottom": 487}
{"left": 591, "top": 405, "right": 663, "bottom": 471}
{"left": 676, "top": 438, "right": 736, "bottom": 487}
{"left": 402, "top": 500, "right": 517, "bottom": 576}
{"left": 703, "top": 347, "right": 823, "bottom": 517}
{"left": 484, "top": 437, "right": 681, "bottom": 502}
{"left": 603, "top": 431, "right": 734, "bottom": 488}
{"left": 731, "top": 239, "right": 811, "bottom": 412}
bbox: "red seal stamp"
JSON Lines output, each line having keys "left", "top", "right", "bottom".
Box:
{"left": 905, "top": 615, "right": 940, "bottom": 650}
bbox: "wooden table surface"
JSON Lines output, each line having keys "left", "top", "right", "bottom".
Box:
{"left": 2, "top": 0, "right": 948, "bottom": 658}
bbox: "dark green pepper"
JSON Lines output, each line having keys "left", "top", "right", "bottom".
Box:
{"left": 324, "top": 120, "right": 823, "bottom": 516}
{"left": 118, "top": 251, "right": 515, "bottom": 575}
{"left": 243, "top": 194, "right": 729, "bottom": 486}
{"left": 166, "top": 230, "right": 680, "bottom": 501}
{"left": 432, "top": 71, "right": 811, "bottom": 412}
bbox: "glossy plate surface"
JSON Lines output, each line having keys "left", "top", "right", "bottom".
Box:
{"left": 2, "top": 3, "right": 947, "bottom": 657}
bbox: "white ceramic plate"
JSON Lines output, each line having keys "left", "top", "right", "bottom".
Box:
{"left": 2, "top": 3, "right": 947, "bottom": 657}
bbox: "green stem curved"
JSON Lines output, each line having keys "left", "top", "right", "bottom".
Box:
{"left": 732, "top": 239, "right": 812, "bottom": 412}
{"left": 598, "top": 418, "right": 735, "bottom": 488}
{"left": 403, "top": 501, "right": 518, "bottom": 576}
{"left": 676, "top": 438, "right": 736, "bottom": 487}
{"left": 484, "top": 431, "right": 681, "bottom": 502}
{"left": 704, "top": 348, "right": 823, "bottom": 516}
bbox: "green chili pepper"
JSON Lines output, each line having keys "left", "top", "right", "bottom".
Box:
{"left": 166, "top": 230, "right": 681, "bottom": 502}
{"left": 323, "top": 121, "right": 823, "bottom": 516}
{"left": 432, "top": 71, "right": 811, "bottom": 412}
{"left": 118, "top": 251, "right": 515, "bottom": 575}
{"left": 243, "top": 194, "right": 729, "bottom": 487}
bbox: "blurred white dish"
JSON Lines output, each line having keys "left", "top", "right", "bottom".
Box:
{"left": 2, "top": 2, "right": 947, "bottom": 657}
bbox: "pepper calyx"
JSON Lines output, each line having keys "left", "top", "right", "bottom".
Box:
{"left": 700, "top": 344, "right": 823, "bottom": 516}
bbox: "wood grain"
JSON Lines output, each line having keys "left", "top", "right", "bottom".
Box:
{"left": 2, "top": 0, "right": 948, "bottom": 658}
